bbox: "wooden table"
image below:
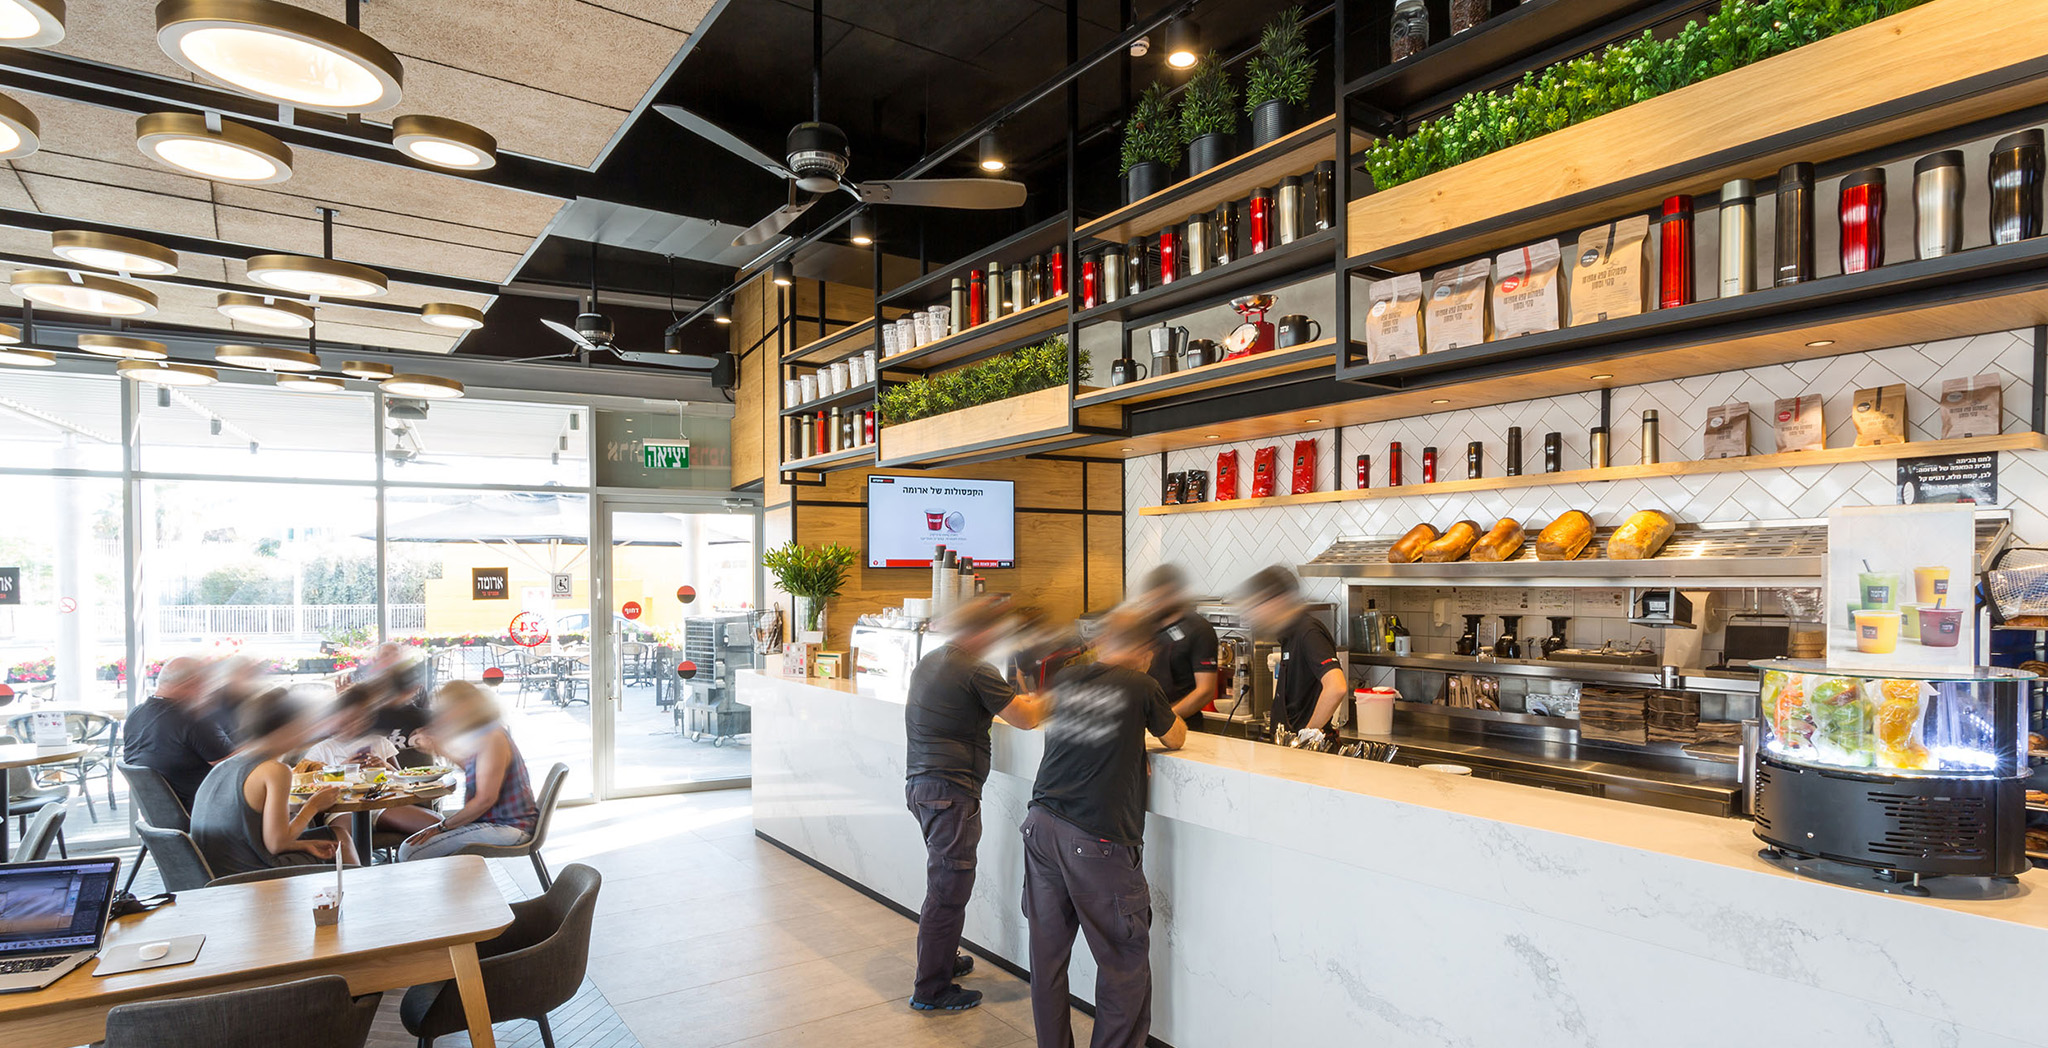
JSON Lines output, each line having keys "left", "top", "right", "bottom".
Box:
{"left": 308, "top": 780, "right": 458, "bottom": 862}
{"left": 0, "top": 855, "right": 514, "bottom": 1048}
{"left": 0, "top": 743, "right": 87, "bottom": 859}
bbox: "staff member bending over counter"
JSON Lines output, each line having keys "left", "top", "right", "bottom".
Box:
{"left": 1240, "top": 566, "right": 1346, "bottom": 744}
{"left": 1137, "top": 564, "right": 1218, "bottom": 729}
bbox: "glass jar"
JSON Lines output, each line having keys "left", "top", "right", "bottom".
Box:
{"left": 1451, "top": 0, "right": 1489, "bottom": 34}
{"left": 1390, "top": 0, "right": 1429, "bottom": 61}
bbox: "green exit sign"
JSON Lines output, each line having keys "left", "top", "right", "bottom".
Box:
{"left": 642, "top": 441, "right": 691, "bottom": 469}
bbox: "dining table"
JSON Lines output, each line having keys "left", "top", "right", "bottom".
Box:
{"left": 0, "top": 742, "right": 88, "bottom": 859}
{"left": 294, "top": 777, "right": 458, "bottom": 863}
{"left": 0, "top": 855, "right": 514, "bottom": 1048}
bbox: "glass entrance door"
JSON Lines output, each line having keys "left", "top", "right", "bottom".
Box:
{"left": 594, "top": 500, "right": 757, "bottom": 795}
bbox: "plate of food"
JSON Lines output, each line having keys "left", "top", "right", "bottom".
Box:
{"left": 394, "top": 765, "right": 452, "bottom": 785}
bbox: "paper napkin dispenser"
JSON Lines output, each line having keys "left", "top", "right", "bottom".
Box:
{"left": 1630, "top": 588, "right": 1696, "bottom": 629}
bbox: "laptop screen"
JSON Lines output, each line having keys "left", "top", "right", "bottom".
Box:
{"left": 0, "top": 858, "right": 120, "bottom": 956}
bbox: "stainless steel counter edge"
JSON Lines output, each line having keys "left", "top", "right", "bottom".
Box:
{"left": 1352, "top": 650, "right": 1764, "bottom": 694}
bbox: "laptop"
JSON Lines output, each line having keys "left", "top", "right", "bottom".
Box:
{"left": 0, "top": 856, "right": 121, "bottom": 993}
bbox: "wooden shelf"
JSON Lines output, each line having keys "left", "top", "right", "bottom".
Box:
{"left": 1139, "top": 434, "right": 2048, "bottom": 516}
{"left": 784, "top": 318, "right": 878, "bottom": 366}
{"left": 1072, "top": 228, "right": 1336, "bottom": 326}
{"left": 1074, "top": 338, "right": 1337, "bottom": 409}
{"left": 877, "top": 385, "right": 1119, "bottom": 468}
{"left": 880, "top": 295, "right": 1068, "bottom": 372}
{"left": 1077, "top": 116, "right": 1372, "bottom": 246}
{"left": 1344, "top": 0, "right": 2048, "bottom": 273}
{"left": 880, "top": 215, "right": 1070, "bottom": 308}
{"left": 780, "top": 380, "right": 876, "bottom": 418}
{"left": 780, "top": 444, "right": 876, "bottom": 474}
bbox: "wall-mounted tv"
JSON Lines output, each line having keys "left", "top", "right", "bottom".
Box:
{"left": 867, "top": 475, "right": 1016, "bottom": 568}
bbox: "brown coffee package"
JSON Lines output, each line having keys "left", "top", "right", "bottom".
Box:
{"left": 1941, "top": 373, "right": 2003, "bottom": 438}
{"left": 1570, "top": 215, "right": 1650, "bottom": 326}
{"left": 1702, "top": 402, "right": 1749, "bottom": 459}
{"left": 1492, "top": 239, "right": 1564, "bottom": 338}
{"left": 1773, "top": 394, "right": 1825, "bottom": 452}
{"left": 1851, "top": 384, "right": 1908, "bottom": 446}
{"left": 1425, "top": 259, "right": 1492, "bottom": 353}
{"left": 1365, "top": 273, "right": 1425, "bottom": 362}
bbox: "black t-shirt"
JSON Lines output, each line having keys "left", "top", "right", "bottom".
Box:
{"left": 1148, "top": 610, "right": 1219, "bottom": 711}
{"left": 122, "top": 696, "right": 235, "bottom": 813}
{"left": 905, "top": 643, "right": 1017, "bottom": 794}
{"left": 1274, "top": 613, "right": 1342, "bottom": 732}
{"left": 1031, "top": 662, "right": 1178, "bottom": 846}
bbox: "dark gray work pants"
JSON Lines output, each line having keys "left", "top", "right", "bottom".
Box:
{"left": 906, "top": 774, "right": 981, "bottom": 1001}
{"left": 1020, "top": 805, "right": 1153, "bottom": 1048}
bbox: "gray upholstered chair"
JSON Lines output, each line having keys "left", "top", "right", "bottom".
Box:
{"left": 104, "top": 974, "right": 379, "bottom": 1048}
{"left": 135, "top": 823, "right": 336, "bottom": 892}
{"left": 13, "top": 802, "right": 65, "bottom": 861}
{"left": 1, "top": 734, "right": 70, "bottom": 849}
{"left": 399, "top": 862, "right": 601, "bottom": 1048}
{"left": 117, "top": 760, "right": 190, "bottom": 893}
{"left": 452, "top": 762, "right": 569, "bottom": 890}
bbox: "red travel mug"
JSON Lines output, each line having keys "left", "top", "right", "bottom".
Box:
{"left": 1080, "top": 259, "right": 1099, "bottom": 308}
{"left": 1388, "top": 442, "right": 1403, "bottom": 486}
{"left": 968, "top": 271, "right": 986, "bottom": 325}
{"left": 1422, "top": 446, "right": 1437, "bottom": 483}
{"left": 1159, "top": 226, "right": 1179, "bottom": 284}
{"left": 1840, "top": 168, "right": 1886, "bottom": 274}
{"left": 1659, "top": 194, "right": 1694, "bottom": 308}
{"left": 1356, "top": 455, "right": 1371, "bottom": 490}
{"left": 1248, "top": 191, "right": 1271, "bottom": 254}
{"left": 1049, "top": 248, "right": 1065, "bottom": 296}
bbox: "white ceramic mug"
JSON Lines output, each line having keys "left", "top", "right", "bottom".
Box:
{"left": 785, "top": 378, "right": 803, "bottom": 406}
{"left": 799, "top": 374, "right": 817, "bottom": 402}
{"left": 895, "top": 317, "right": 918, "bottom": 350}
{"left": 863, "top": 350, "right": 878, "bottom": 379}
{"left": 829, "top": 361, "right": 850, "bottom": 393}
{"left": 882, "top": 325, "right": 901, "bottom": 356}
{"left": 928, "top": 304, "right": 951, "bottom": 337}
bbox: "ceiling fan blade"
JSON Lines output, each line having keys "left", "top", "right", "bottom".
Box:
{"left": 542, "top": 318, "right": 603, "bottom": 354}
{"left": 855, "top": 178, "right": 1027, "bottom": 209}
{"left": 615, "top": 349, "right": 723, "bottom": 370}
{"left": 654, "top": 105, "right": 795, "bottom": 180}
{"left": 732, "top": 197, "right": 819, "bottom": 247}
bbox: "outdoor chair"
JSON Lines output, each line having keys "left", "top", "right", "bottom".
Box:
{"left": 104, "top": 975, "right": 379, "bottom": 1048}
{"left": 13, "top": 802, "right": 65, "bottom": 861}
{"left": 5, "top": 712, "right": 118, "bottom": 820}
{"left": 451, "top": 762, "right": 568, "bottom": 890}
{"left": 1, "top": 734, "right": 70, "bottom": 851}
{"left": 117, "top": 760, "right": 190, "bottom": 893}
{"left": 135, "top": 823, "right": 337, "bottom": 892}
{"left": 399, "top": 862, "right": 601, "bottom": 1048}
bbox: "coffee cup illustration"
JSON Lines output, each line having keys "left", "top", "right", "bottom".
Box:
{"left": 925, "top": 509, "right": 945, "bottom": 531}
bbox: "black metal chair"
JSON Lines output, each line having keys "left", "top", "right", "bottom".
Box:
{"left": 104, "top": 974, "right": 380, "bottom": 1048}
{"left": 117, "top": 760, "right": 190, "bottom": 893}
{"left": 135, "top": 823, "right": 337, "bottom": 891}
{"left": 450, "top": 762, "right": 569, "bottom": 890}
{"left": 13, "top": 802, "right": 65, "bottom": 862}
{"left": 1, "top": 733, "right": 69, "bottom": 852}
{"left": 399, "top": 862, "right": 601, "bottom": 1048}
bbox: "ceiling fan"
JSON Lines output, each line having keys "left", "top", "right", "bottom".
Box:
{"left": 539, "top": 249, "right": 722, "bottom": 370}
{"left": 654, "top": 0, "right": 1025, "bottom": 248}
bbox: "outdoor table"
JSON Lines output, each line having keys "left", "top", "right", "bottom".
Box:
{"left": 0, "top": 743, "right": 87, "bottom": 858}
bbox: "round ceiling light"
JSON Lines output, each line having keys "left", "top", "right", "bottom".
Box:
{"left": 136, "top": 111, "right": 291, "bottom": 183}
{"left": 380, "top": 373, "right": 463, "bottom": 399}
{"left": 0, "top": 345, "right": 54, "bottom": 366}
{"left": 11, "top": 269, "right": 159, "bottom": 316}
{"left": 0, "top": 0, "right": 64, "bottom": 47}
{"left": 339, "top": 359, "right": 390, "bottom": 379}
{"left": 51, "top": 230, "right": 179, "bottom": 276}
{"left": 155, "top": 0, "right": 403, "bottom": 112}
{"left": 0, "top": 92, "right": 40, "bottom": 160}
{"left": 391, "top": 114, "right": 495, "bottom": 170}
{"left": 216, "top": 291, "right": 313, "bottom": 330}
{"left": 117, "top": 359, "right": 217, "bottom": 386}
{"left": 419, "top": 302, "right": 484, "bottom": 330}
{"left": 277, "top": 372, "right": 343, "bottom": 393}
{"left": 244, "top": 253, "right": 387, "bottom": 298}
{"left": 78, "top": 334, "right": 169, "bottom": 360}
{"left": 216, "top": 343, "right": 319, "bottom": 371}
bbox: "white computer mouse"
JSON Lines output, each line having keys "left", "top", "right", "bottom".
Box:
{"left": 137, "top": 942, "right": 171, "bottom": 962}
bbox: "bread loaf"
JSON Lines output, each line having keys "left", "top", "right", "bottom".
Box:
{"left": 1469, "top": 518, "right": 1526, "bottom": 562}
{"left": 1419, "top": 520, "right": 1483, "bottom": 563}
{"left": 1534, "top": 511, "right": 1595, "bottom": 561}
{"left": 1386, "top": 523, "right": 1438, "bottom": 564}
{"left": 1607, "top": 510, "right": 1676, "bottom": 560}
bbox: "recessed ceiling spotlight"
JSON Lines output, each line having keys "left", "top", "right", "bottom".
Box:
{"left": 1589, "top": 373, "right": 1613, "bottom": 381}
{"left": 244, "top": 253, "right": 387, "bottom": 297}
{"left": 419, "top": 302, "right": 485, "bottom": 330}
{"left": 339, "top": 359, "right": 391, "bottom": 379}
{"left": 52, "top": 230, "right": 179, "bottom": 275}
{"left": 0, "top": 0, "right": 65, "bottom": 47}
{"left": 1205, "top": 434, "right": 1222, "bottom": 440}
{"left": 391, "top": 114, "right": 496, "bottom": 170}
{"left": 78, "top": 334, "right": 169, "bottom": 360}
{"left": 215, "top": 343, "right": 319, "bottom": 371}
{"left": 0, "top": 345, "right": 54, "bottom": 366}
{"left": 216, "top": 291, "right": 313, "bottom": 330}
{"left": 11, "top": 269, "right": 159, "bottom": 316}
{"left": 276, "top": 373, "right": 344, "bottom": 393}
{"left": 977, "top": 131, "right": 1005, "bottom": 173}
{"left": 0, "top": 92, "right": 39, "bottom": 159}
{"left": 1121, "top": 446, "right": 1135, "bottom": 452}
{"left": 155, "top": 0, "right": 403, "bottom": 112}
{"left": 1303, "top": 418, "right": 1321, "bottom": 424}
{"left": 136, "top": 112, "right": 291, "bottom": 183}
{"left": 1806, "top": 339, "right": 1836, "bottom": 347}
{"left": 117, "top": 359, "right": 217, "bottom": 386}
{"left": 1163, "top": 17, "right": 1200, "bottom": 69}
{"left": 380, "top": 373, "right": 463, "bottom": 399}
{"left": 1430, "top": 398, "right": 1450, "bottom": 404}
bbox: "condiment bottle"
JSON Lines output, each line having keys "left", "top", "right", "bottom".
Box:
{"left": 1640, "top": 410, "right": 1660, "bottom": 465}
{"left": 1775, "top": 162, "right": 1815, "bottom": 287}
{"left": 1422, "top": 446, "right": 1438, "bottom": 483}
{"left": 1659, "top": 194, "right": 1694, "bottom": 308}
{"left": 1505, "top": 427, "right": 1523, "bottom": 476}
{"left": 1719, "top": 179, "right": 1756, "bottom": 298}
{"left": 1914, "top": 150, "right": 1965, "bottom": 260}
{"left": 1466, "top": 441, "right": 1483, "bottom": 479}
{"left": 1388, "top": 441, "right": 1403, "bottom": 486}
{"left": 1990, "top": 129, "right": 2044, "bottom": 246}
{"left": 1590, "top": 426, "right": 1610, "bottom": 469}
{"left": 1838, "top": 167, "right": 1885, "bottom": 274}
{"left": 1543, "top": 432, "right": 1561, "bottom": 473}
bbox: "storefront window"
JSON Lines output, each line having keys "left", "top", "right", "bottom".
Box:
{"left": 0, "top": 371, "right": 124, "bottom": 472}
{"left": 382, "top": 397, "right": 590, "bottom": 487}
{"left": 137, "top": 380, "right": 376, "bottom": 480}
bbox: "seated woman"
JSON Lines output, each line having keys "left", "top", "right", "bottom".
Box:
{"left": 301, "top": 682, "right": 401, "bottom": 769}
{"left": 393, "top": 680, "right": 539, "bottom": 862}
{"left": 190, "top": 685, "right": 359, "bottom": 878}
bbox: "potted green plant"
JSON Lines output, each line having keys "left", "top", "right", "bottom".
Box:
{"left": 1178, "top": 52, "right": 1238, "bottom": 176}
{"left": 1244, "top": 5, "right": 1312, "bottom": 147}
{"left": 1119, "top": 82, "right": 1180, "bottom": 204}
{"left": 762, "top": 541, "right": 858, "bottom": 638}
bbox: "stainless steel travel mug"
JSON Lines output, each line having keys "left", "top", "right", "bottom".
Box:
{"left": 1719, "top": 178, "right": 1755, "bottom": 298}
{"left": 1914, "top": 150, "right": 1965, "bottom": 259}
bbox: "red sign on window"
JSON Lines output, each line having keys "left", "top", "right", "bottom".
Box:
{"left": 621, "top": 601, "right": 643, "bottom": 621}
{"left": 508, "top": 612, "right": 550, "bottom": 648}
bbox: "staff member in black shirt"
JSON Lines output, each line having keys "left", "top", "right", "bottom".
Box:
{"left": 1137, "top": 564, "right": 1218, "bottom": 728}
{"left": 1021, "top": 610, "right": 1185, "bottom": 1048}
{"left": 1239, "top": 566, "right": 1346, "bottom": 746}
{"left": 903, "top": 597, "right": 1043, "bottom": 1012}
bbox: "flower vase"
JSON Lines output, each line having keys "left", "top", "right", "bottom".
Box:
{"left": 794, "top": 595, "right": 828, "bottom": 642}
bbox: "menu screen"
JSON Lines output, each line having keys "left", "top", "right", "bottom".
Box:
{"left": 867, "top": 476, "right": 1016, "bottom": 568}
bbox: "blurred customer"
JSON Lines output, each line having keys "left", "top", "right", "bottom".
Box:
{"left": 904, "top": 596, "right": 1044, "bottom": 1012}
{"left": 394, "top": 681, "right": 537, "bottom": 860}
{"left": 1136, "top": 564, "right": 1219, "bottom": 729}
{"left": 1006, "top": 607, "right": 1087, "bottom": 693}
{"left": 303, "top": 683, "right": 400, "bottom": 769}
{"left": 122, "top": 656, "right": 232, "bottom": 813}
{"left": 1021, "top": 610, "right": 1185, "bottom": 1048}
{"left": 190, "top": 686, "right": 356, "bottom": 876}
{"left": 1238, "top": 566, "right": 1346, "bottom": 744}
{"left": 368, "top": 644, "right": 431, "bottom": 739}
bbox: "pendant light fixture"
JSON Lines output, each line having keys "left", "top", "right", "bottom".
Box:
{"left": 11, "top": 269, "right": 159, "bottom": 316}
{"left": 418, "top": 302, "right": 484, "bottom": 330}
{"left": 390, "top": 114, "right": 496, "bottom": 170}
{"left": 136, "top": 112, "right": 292, "bottom": 183}
{"left": 78, "top": 334, "right": 169, "bottom": 360}
{"left": 216, "top": 291, "right": 313, "bottom": 330}
{"left": 244, "top": 254, "right": 387, "bottom": 298}
{"left": 52, "top": 230, "right": 179, "bottom": 276}
{"left": 771, "top": 260, "right": 793, "bottom": 287}
{"left": 276, "top": 372, "right": 343, "bottom": 392}
{"left": 380, "top": 373, "right": 463, "bottom": 399}
{"left": 339, "top": 360, "right": 391, "bottom": 379}
{"left": 0, "top": 0, "right": 64, "bottom": 47}
{"left": 0, "top": 345, "right": 54, "bottom": 366}
{"left": 977, "top": 131, "right": 1005, "bottom": 173}
{"left": 847, "top": 212, "right": 875, "bottom": 247}
{"left": 117, "top": 359, "right": 217, "bottom": 386}
{"left": 215, "top": 343, "right": 319, "bottom": 371}
{"left": 0, "top": 92, "right": 39, "bottom": 159}
{"left": 1163, "top": 17, "right": 1200, "bottom": 69}
{"left": 712, "top": 297, "right": 732, "bottom": 324}
{"left": 155, "top": 0, "right": 403, "bottom": 112}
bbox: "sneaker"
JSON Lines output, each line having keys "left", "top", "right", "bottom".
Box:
{"left": 953, "top": 952, "right": 975, "bottom": 978}
{"left": 910, "top": 985, "right": 983, "bottom": 1011}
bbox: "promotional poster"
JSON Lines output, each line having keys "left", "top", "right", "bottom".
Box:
{"left": 1826, "top": 504, "right": 1975, "bottom": 673}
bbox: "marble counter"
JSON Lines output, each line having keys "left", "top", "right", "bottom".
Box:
{"left": 744, "top": 668, "right": 2048, "bottom": 1047}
